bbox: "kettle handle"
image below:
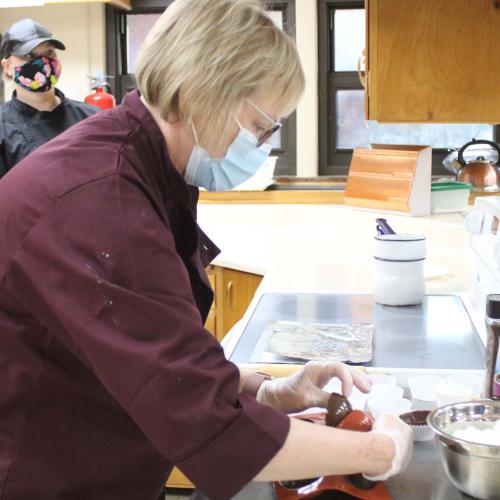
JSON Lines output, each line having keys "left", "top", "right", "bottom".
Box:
{"left": 458, "top": 139, "right": 500, "bottom": 166}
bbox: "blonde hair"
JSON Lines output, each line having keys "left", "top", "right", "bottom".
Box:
{"left": 135, "top": 0, "right": 305, "bottom": 148}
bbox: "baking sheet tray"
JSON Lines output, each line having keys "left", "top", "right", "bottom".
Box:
{"left": 249, "top": 320, "right": 374, "bottom": 363}
{"left": 229, "top": 294, "right": 485, "bottom": 369}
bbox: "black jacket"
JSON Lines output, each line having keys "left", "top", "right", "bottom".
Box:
{"left": 0, "top": 88, "right": 98, "bottom": 176}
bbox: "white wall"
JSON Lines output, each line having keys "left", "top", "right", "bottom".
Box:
{"left": 295, "top": 0, "right": 319, "bottom": 176}
{"left": 1, "top": 3, "right": 106, "bottom": 102}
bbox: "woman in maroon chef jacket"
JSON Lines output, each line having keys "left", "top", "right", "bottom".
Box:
{"left": 0, "top": 1, "right": 412, "bottom": 499}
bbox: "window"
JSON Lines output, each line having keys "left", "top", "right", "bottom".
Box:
{"left": 126, "top": 13, "right": 162, "bottom": 75}
{"left": 318, "top": 0, "right": 499, "bottom": 176}
{"left": 106, "top": 0, "right": 297, "bottom": 175}
{"left": 0, "top": 33, "right": 3, "bottom": 104}
{"left": 105, "top": 1, "right": 173, "bottom": 105}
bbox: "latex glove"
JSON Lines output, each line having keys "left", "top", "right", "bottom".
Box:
{"left": 363, "top": 413, "right": 413, "bottom": 481}
{"left": 255, "top": 361, "right": 372, "bottom": 413}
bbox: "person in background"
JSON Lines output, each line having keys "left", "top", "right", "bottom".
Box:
{"left": 0, "top": 1, "right": 412, "bottom": 500}
{"left": 0, "top": 18, "right": 98, "bottom": 177}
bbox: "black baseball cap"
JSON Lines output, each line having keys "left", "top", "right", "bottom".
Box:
{"left": 0, "top": 19, "right": 65, "bottom": 59}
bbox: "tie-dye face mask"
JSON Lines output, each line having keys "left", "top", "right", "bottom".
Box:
{"left": 14, "top": 56, "right": 61, "bottom": 93}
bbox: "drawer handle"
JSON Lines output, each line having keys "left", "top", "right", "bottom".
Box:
{"left": 226, "top": 281, "right": 234, "bottom": 308}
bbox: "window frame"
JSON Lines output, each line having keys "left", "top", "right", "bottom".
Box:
{"left": 0, "top": 33, "right": 4, "bottom": 104}
{"left": 105, "top": 0, "right": 297, "bottom": 175}
{"left": 318, "top": 0, "right": 500, "bottom": 176}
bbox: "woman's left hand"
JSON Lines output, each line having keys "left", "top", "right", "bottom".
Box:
{"left": 256, "top": 361, "right": 372, "bottom": 413}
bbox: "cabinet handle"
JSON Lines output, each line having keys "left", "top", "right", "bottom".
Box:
{"left": 357, "top": 48, "right": 367, "bottom": 89}
{"left": 226, "top": 281, "right": 234, "bottom": 308}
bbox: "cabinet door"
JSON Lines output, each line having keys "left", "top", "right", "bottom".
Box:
{"left": 204, "top": 266, "right": 263, "bottom": 342}
{"left": 221, "top": 268, "right": 263, "bottom": 338}
{"left": 367, "top": 0, "right": 500, "bottom": 122}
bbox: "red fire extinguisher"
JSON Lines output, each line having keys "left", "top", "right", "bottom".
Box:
{"left": 85, "top": 76, "right": 116, "bottom": 111}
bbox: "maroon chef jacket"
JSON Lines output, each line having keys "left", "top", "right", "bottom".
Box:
{"left": 0, "top": 90, "right": 290, "bottom": 500}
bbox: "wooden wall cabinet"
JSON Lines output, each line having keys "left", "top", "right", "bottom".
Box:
{"left": 366, "top": 0, "right": 500, "bottom": 123}
{"left": 166, "top": 265, "right": 263, "bottom": 489}
{"left": 46, "top": 0, "right": 131, "bottom": 10}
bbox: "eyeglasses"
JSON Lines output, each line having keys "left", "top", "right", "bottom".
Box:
{"left": 246, "top": 98, "right": 282, "bottom": 147}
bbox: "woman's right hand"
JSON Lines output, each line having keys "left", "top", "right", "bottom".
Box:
{"left": 363, "top": 413, "right": 413, "bottom": 481}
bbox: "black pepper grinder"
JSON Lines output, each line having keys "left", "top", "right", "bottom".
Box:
{"left": 484, "top": 294, "right": 500, "bottom": 399}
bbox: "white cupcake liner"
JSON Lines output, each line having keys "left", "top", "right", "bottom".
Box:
{"left": 411, "top": 423, "right": 434, "bottom": 441}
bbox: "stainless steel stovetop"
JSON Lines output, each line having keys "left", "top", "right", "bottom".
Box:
{"left": 229, "top": 293, "right": 484, "bottom": 370}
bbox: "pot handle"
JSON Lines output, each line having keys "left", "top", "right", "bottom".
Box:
{"left": 457, "top": 139, "right": 500, "bottom": 166}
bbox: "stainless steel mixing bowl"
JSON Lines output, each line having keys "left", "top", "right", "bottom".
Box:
{"left": 427, "top": 400, "right": 500, "bottom": 500}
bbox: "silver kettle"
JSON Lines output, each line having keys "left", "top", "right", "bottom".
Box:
{"left": 443, "top": 139, "right": 500, "bottom": 192}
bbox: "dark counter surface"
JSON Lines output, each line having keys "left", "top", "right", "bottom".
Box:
{"left": 388, "top": 440, "right": 468, "bottom": 500}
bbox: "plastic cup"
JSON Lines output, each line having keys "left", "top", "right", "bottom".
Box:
{"left": 369, "top": 384, "right": 404, "bottom": 399}
{"left": 367, "top": 396, "right": 412, "bottom": 418}
{"left": 368, "top": 373, "right": 397, "bottom": 386}
{"left": 434, "top": 382, "right": 475, "bottom": 406}
{"left": 322, "top": 379, "right": 370, "bottom": 410}
{"left": 349, "top": 386, "right": 370, "bottom": 411}
{"left": 445, "top": 374, "right": 484, "bottom": 398}
{"left": 408, "top": 375, "right": 445, "bottom": 402}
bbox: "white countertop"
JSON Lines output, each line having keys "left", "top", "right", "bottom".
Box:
{"left": 199, "top": 204, "right": 471, "bottom": 293}
{"left": 197, "top": 203, "right": 481, "bottom": 364}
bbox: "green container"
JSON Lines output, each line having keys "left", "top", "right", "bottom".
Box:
{"left": 431, "top": 181, "right": 472, "bottom": 213}
{"left": 431, "top": 181, "right": 473, "bottom": 192}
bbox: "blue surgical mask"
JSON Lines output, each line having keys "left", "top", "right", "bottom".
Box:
{"left": 184, "top": 123, "right": 272, "bottom": 191}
